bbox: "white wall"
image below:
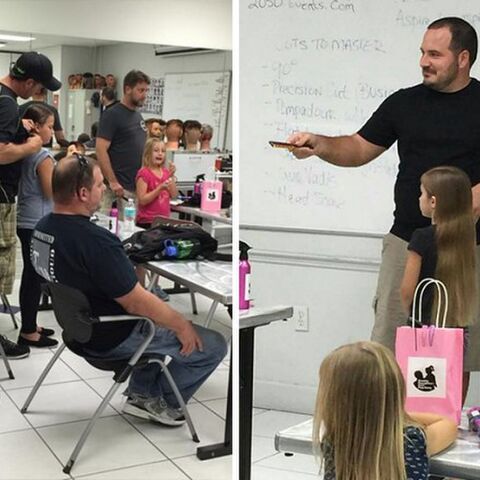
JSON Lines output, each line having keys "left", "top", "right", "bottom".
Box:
{"left": 0, "top": 52, "right": 19, "bottom": 79}
{"left": 0, "top": 0, "right": 231, "bottom": 50}
{"left": 242, "top": 227, "right": 381, "bottom": 413}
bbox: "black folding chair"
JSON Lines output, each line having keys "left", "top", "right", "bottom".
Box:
{"left": 21, "top": 283, "right": 199, "bottom": 474}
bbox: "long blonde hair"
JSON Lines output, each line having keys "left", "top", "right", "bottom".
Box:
{"left": 313, "top": 341, "right": 410, "bottom": 480}
{"left": 421, "top": 166, "right": 476, "bottom": 327}
{"left": 142, "top": 137, "right": 165, "bottom": 169}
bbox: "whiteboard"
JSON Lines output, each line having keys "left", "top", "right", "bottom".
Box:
{"left": 171, "top": 151, "right": 218, "bottom": 183}
{"left": 239, "top": 1, "right": 480, "bottom": 235}
{"left": 163, "top": 71, "right": 231, "bottom": 150}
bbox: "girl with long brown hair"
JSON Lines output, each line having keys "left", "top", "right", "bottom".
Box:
{"left": 400, "top": 166, "right": 476, "bottom": 400}
{"left": 313, "top": 341, "right": 456, "bottom": 480}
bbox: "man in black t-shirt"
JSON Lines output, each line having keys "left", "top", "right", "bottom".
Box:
{"left": 19, "top": 86, "right": 68, "bottom": 148}
{"left": 32, "top": 155, "right": 227, "bottom": 425}
{"left": 96, "top": 70, "right": 149, "bottom": 219}
{"left": 288, "top": 17, "right": 480, "bottom": 372}
{"left": 0, "top": 52, "right": 61, "bottom": 359}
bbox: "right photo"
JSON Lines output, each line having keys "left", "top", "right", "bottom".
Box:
{"left": 239, "top": 1, "right": 480, "bottom": 480}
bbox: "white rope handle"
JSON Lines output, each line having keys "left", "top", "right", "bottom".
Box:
{"left": 412, "top": 277, "right": 448, "bottom": 328}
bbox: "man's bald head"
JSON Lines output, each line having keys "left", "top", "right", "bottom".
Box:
{"left": 52, "top": 155, "right": 98, "bottom": 204}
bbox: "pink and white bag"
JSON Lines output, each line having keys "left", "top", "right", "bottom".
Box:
{"left": 395, "top": 278, "right": 464, "bottom": 424}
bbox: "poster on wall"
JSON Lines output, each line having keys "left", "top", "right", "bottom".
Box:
{"left": 139, "top": 77, "right": 164, "bottom": 116}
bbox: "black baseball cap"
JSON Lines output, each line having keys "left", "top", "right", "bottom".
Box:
{"left": 10, "top": 52, "right": 61, "bottom": 91}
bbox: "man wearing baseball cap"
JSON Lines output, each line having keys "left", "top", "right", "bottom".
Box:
{"left": 0, "top": 51, "right": 61, "bottom": 359}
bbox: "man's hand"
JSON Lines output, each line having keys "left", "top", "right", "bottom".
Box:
{"left": 21, "top": 119, "right": 35, "bottom": 132}
{"left": 110, "top": 181, "right": 124, "bottom": 198}
{"left": 25, "top": 134, "right": 43, "bottom": 154}
{"left": 287, "top": 132, "right": 321, "bottom": 159}
{"left": 176, "top": 319, "right": 203, "bottom": 356}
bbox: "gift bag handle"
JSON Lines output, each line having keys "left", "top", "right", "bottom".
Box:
{"left": 412, "top": 277, "right": 448, "bottom": 328}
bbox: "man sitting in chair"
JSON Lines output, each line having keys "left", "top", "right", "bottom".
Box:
{"left": 30, "top": 154, "right": 227, "bottom": 426}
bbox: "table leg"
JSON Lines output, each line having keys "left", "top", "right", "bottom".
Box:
{"left": 196, "top": 345, "right": 232, "bottom": 459}
{"left": 239, "top": 327, "right": 255, "bottom": 480}
{"left": 204, "top": 300, "right": 219, "bottom": 329}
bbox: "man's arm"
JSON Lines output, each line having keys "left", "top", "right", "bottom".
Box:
{"left": 96, "top": 136, "right": 124, "bottom": 197}
{"left": 54, "top": 130, "right": 69, "bottom": 148}
{"left": 287, "top": 132, "right": 385, "bottom": 167}
{"left": 115, "top": 283, "right": 203, "bottom": 355}
{"left": 0, "top": 135, "right": 43, "bottom": 165}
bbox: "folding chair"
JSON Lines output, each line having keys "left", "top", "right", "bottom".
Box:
{"left": 0, "top": 337, "right": 14, "bottom": 379}
{"left": 21, "top": 283, "right": 199, "bottom": 474}
{"left": 0, "top": 294, "right": 17, "bottom": 379}
{"left": 1, "top": 293, "right": 19, "bottom": 329}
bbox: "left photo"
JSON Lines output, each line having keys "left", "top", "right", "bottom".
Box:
{"left": 0, "top": 1, "right": 233, "bottom": 478}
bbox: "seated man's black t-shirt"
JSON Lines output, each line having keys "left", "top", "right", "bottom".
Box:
{"left": 358, "top": 79, "right": 480, "bottom": 243}
{"left": 32, "top": 214, "right": 138, "bottom": 351}
{"left": 0, "top": 84, "right": 21, "bottom": 203}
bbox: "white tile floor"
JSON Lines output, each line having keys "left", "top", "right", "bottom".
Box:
{"left": 251, "top": 409, "right": 320, "bottom": 480}
{"left": 0, "top": 270, "right": 232, "bottom": 480}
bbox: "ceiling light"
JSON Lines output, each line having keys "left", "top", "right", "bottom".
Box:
{"left": 0, "top": 43, "right": 6, "bottom": 48}
{"left": 0, "top": 34, "right": 35, "bottom": 42}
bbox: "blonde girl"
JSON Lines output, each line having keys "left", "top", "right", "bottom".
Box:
{"left": 401, "top": 165, "right": 476, "bottom": 327}
{"left": 313, "top": 341, "right": 456, "bottom": 480}
{"left": 135, "top": 137, "right": 177, "bottom": 229}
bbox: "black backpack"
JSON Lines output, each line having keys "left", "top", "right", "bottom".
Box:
{"left": 122, "top": 218, "right": 218, "bottom": 263}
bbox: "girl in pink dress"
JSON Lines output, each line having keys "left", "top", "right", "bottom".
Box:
{"left": 136, "top": 137, "right": 177, "bottom": 228}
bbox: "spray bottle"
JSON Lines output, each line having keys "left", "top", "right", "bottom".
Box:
{"left": 239, "top": 241, "right": 252, "bottom": 310}
{"left": 109, "top": 201, "right": 119, "bottom": 235}
{"left": 193, "top": 174, "right": 205, "bottom": 196}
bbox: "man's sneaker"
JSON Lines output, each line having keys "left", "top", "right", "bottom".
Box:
{"left": 122, "top": 395, "right": 185, "bottom": 426}
{"left": 0, "top": 335, "right": 30, "bottom": 359}
{"left": 152, "top": 285, "right": 169, "bottom": 302}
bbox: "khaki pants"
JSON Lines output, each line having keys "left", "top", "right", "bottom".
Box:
{"left": 0, "top": 203, "right": 16, "bottom": 295}
{"left": 371, "top": 232, "right": 480, "bottom": 371}
{"left": 100, "top": 186, "right": 136, "bottom": 222}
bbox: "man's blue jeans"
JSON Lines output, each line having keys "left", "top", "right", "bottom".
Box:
{"left": 86, "top": 320, "right": 227, "bottom": 408}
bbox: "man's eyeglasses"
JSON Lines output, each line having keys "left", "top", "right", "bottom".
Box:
{"left": 73, "top": 153, "right": 90, "bottom": 194}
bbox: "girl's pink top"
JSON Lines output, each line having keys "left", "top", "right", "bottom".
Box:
{"left": 135, "top": 166, "right": 171, "bottom": 224}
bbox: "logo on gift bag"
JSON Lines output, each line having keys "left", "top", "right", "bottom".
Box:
{"left": 407, "top": 357, "right": 446, "bottom": 398}
{"left": 413, "top": 365, "right": 437, "bottom": 392}
{"left": 207, "top": 189, "right": 217, "bottom": 200}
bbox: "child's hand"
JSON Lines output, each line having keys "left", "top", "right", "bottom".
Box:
{"left": 159, "top": 178, "right": 173, "bottom": 190}
{"left": 168, "top": 162, "right": 176, "bottom": 175}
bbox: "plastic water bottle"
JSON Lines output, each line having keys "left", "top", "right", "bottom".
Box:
{"left": 124, "top": 198, "right": 136, "bottom": 235}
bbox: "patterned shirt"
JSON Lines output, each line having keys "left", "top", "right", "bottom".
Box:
{"left": 322, "top": 426, "right": 428, "bottom": 479}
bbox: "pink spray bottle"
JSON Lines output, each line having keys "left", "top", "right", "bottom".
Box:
{"left": 239, "top": 241, "right": 252, "bottom": 310}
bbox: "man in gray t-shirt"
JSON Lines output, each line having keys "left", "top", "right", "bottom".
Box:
{"left": 96, "top": 70, "right": 149, "bottom": 216}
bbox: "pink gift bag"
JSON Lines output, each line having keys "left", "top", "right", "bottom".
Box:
{"left": 395, "top": 278, "right": 464, "bottom": 424}
{"left": 200, "top": 180, "right": 223, "bottom": 212}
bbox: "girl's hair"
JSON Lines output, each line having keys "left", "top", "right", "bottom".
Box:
{"left": 22, "top": 104, "right": 53, "bottom": 125}
{"left": 142, "top": 137, "right": 165, "bottom": 168}
{"left": 313, "top": 341, "right": 409, "bottom": 480}
{"left": 421, "top": 166, "right": 476, "bottom": 327}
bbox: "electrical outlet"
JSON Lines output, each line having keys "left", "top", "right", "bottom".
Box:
{"left": 293, "top": 306, "right": 309, "bottom": 332}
